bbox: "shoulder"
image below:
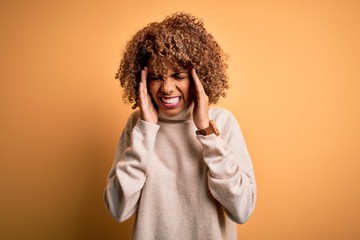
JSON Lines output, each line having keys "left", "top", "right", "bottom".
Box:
{"left": 129, "top": 109, "right": 141, "bottom": 122}
{"left": 124, "top": 109, "right": 141, "bottom": 131}
{"left": 209, "top": 107, "right": 242, "bottom": 139}
{"left": 209, "top": 107, "right": 237, "bottom": 123}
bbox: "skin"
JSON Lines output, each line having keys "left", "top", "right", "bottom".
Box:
{"left": 147, "top": 67, "right": 192, "bottom": 118}
{"left": 139, "top": 67, "right": 210, "bottom": 129}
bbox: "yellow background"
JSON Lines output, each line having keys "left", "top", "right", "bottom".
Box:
{"left": 1, "top": 0, "right": 359, "bottom": 239}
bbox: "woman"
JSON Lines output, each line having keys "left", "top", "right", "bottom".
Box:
{"left": 104, "top": 12, "right": 256, "bottom": 240}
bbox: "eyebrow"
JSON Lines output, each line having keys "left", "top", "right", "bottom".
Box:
{"left": 171, "top": 71, "right": 188, "bottom": 76}
{"left": 147, "top": 71, "right": 188, "bottom": 78}
{"left": 148, "top": 73, "right": 161, "bottom": 77}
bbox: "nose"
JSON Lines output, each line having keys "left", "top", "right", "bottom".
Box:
{"left": 160, "top": 77, "right": 176, "bottom": 94}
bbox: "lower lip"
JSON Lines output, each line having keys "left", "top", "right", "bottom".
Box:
{"left": 159, "top": 97, "right": 181, "bottom": 108}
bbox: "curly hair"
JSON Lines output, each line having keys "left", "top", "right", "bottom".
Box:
{"left": 115, "top": 12, "right": 229, "bottom": 109}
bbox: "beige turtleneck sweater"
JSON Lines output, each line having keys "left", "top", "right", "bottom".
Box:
{"left": 104, "top": 107, "right": 256, "bottom": 240}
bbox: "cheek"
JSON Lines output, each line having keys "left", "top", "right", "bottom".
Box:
{"left": 148, "top": 82, "right": 159, "bottom": 99}
{"left": 181, "top": 82, "right": 193, "bottom": 100}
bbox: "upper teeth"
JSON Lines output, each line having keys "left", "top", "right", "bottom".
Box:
{"left": 162, "top": 97, "right": 180, "bottom": 104}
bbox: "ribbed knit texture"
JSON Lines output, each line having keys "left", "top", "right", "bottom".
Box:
{"left": 105, "top": 107, "right": 256, "bottom": 240}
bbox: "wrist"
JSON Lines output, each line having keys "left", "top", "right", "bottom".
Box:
{"left": 196, "top": 120, "right": 220, "bottom": 136}
{"left": 195, "top": 118, "right": 210, "bottom": 129}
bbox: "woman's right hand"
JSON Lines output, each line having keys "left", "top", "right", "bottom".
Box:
{"left": 139, "top": 67, "right": 158, "bottom": 124}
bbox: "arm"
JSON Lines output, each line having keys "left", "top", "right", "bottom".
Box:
{"left": 197, "top": 115, "right": 256, "bottom": 224}
{"left": 190, "top": 69, "right": 256, "bottom": 224}
{"left": 104, "top": 115, "right": 159, "bottom": 222}
{"left": 104, "top": 67, "right": 159, "bottom": 222}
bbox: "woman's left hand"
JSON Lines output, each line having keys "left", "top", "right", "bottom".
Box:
{"left": 191, "top": 69, "right": 210, "bottom": 129}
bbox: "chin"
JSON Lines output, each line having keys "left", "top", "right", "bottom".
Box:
{"left": 160, "top": 109, "right": 181, "bottom": 117}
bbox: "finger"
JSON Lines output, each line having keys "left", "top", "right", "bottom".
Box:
{"left": 139, "top": 82, "right": 146, "bottom": 104}
{"left": 191, "top": 68, "right": 205, "bottom": 95}
{"left": 141, "top": 67, "right": 148, "bottom": 91}
{"left": 139, "top": 68, "right": 149, "bottom": 106}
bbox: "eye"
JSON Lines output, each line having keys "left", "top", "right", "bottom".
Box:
{"left": 173, "top": 73, "right": 187, "bottom": 80}
{"left": 148, "top": 74, "right": 162, "bottom": 81}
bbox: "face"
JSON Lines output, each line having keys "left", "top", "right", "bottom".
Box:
{"left": 147, "top": 67, "right": 193, "bottom": 117}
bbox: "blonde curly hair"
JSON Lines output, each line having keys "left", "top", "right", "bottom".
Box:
{"left": 115, "top": 12, "right": 229, "bottom": 109}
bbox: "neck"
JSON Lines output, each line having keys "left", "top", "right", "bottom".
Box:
{"left": 158, "top": 102, "right": 194, "bottom": 121}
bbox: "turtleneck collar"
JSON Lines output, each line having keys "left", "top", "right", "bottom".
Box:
{"left": 158, "top": 102, "right": 194, "bottom": 122}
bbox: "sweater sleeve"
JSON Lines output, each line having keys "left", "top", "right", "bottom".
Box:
{"left": 196, "top": 114, "right": 256, "bottom": 224}
{"left": 104, "top": 114, "right": 160, "bottom": 222}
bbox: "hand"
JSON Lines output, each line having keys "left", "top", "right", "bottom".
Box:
{"left": 139, "top": 67, "right": 158, "bottom": 124}
{"left": 191, "top": 69, "right": 210, "bottom": 129}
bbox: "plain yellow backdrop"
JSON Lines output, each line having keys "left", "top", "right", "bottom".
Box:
{"left": 1, "top": 0, "right": 359, "bottom": 239}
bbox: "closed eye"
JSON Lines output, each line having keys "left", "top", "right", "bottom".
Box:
{"left": 172, "top": 73, "right": 188, "bottom": 80}
{"left": 148, "top": 74, "right": 162, "bottom": 81}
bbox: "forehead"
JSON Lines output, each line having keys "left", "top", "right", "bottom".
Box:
{"left": 147, "top": 62, "right": 186, "bottom": 74}
{"left": 147, "top": 67, "right": 189, "bottom": 76}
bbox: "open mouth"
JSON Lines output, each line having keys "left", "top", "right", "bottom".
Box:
{"left": 160, "top": 97, "right": 180, "bottom": 104}
{"left": 158, "top": 96, "right": 181, "bottom": 108}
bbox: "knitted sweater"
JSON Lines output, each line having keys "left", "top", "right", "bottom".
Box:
{"left": 104, "top": 107, "right": 256, "bottom": 240}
